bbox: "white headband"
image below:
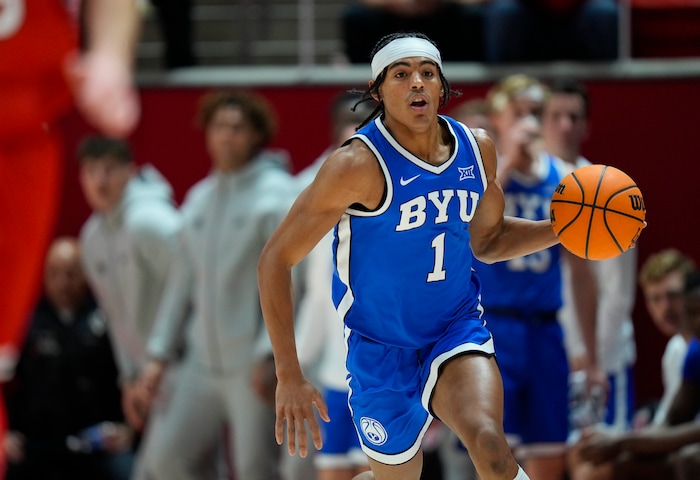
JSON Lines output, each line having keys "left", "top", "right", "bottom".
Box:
{"left": 370, "top": 37, "right": 442, "bottom": 80}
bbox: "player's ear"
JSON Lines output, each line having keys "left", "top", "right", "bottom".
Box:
{"left": 369, "top": 80, "right": 380, "bottom": 103}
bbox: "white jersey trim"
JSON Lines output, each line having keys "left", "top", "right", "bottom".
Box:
{"left": 375, "top": 117, "right": 457, "bottom": 175}
{"left": 336, "top": 215, "right": 354, "bottom": 320}
{"left": 345, "top": 133, "right": 393, "bottom": 217}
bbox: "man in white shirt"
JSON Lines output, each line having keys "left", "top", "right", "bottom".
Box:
{"left": 639, "top": 249, "right": 696, "bottom": 425}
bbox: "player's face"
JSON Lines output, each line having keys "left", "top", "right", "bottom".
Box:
{"left": 205, "top": 105, "right": 262, "bottom": 172}
{"left": 44, "top": 243, "right": 87, "bottom": 313}
{"left": 542, "top": 93, "right": 588, "bottom": 151}
{"left": 643, "top": 270, "right": 687, "bottom": 337}
{"left": 79, "top": 156, "right": 134, "bottom": 213}
{"left": 377, "top": 57, "right": 443, "bottom": 127}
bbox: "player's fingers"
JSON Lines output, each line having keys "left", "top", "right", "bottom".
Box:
{"left": 314, "top": 395, "right": 331, "bottom": 423}
{"left": 274, "top": 414, "right": 285, "bottom": 446}
{"left": 306, "top": 413, "right": 325, "bottom": 450}
{"left": 296, "top": 417, "right": 309, "bottom": 458}
{"left": 285, "top": 413, "right": 297, "bottom": 456}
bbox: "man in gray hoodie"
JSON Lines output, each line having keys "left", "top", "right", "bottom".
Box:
{"left": 139, "top": 89, "right": 295, "bottom": 480}
{"left": 77, "top": 135, "right": 182, "bottom": 480}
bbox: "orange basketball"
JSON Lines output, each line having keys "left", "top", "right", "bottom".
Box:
{"left": 550, "top": 164, "right": 646, "bottom": 260}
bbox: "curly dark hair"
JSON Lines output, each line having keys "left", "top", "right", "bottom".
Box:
{"left": 77, "top": 135, "right": 133, "bottom": 164}
{"left": 196, "top": 89, "right": 278, "bottom": 149}
{"left": 351, "top": 32, "right": 461, "bottom": 129}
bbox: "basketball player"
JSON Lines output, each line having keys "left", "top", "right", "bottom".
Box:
{"left": 541, "top": 77, "right": 638, "bottom": 480}
{"left": 258, "top": 32, "right": 563, "bottom": 480}
{"left": 0, "top": 0, "right": 139, "bottom": 475}
{"left": 468, "top": 74, "right": 602, "bottom": 480}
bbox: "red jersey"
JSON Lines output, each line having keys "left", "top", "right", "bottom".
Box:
{"left": 0, "top": 0, "right": 79, "bottom": 138}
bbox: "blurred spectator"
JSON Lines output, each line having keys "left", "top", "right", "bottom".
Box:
{"left": 483, "top": 0, "right": 619, "bottom": 63}
{"left": 448, "top": 98, "right": 496, "bottom": 139}
{"left": 639, "top": 250, "right": 697, "bottom": 426}
{"left": 577, "top": 269, "right": 700, "bottom": 480}
{"left": 341, "top": 0, "right": 484, "bottom": 63}
{"left": 140, "top": 89, "right": 295, "bottom": 480}
{"left": 567, "top": 249, "right": 696, "bottom": 480}
{"left": 147, "top": 0, "right": 196, "bottom": 69}
{"left": 77, "top": 136, "right": 182, "bottom": 480}
{"left": 3, "top": 238, "right": 134, "bottom": 480}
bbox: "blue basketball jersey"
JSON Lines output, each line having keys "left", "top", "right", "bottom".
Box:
{"left": 682, "top": 337, "right": 700, "bottom": 385}
{"left": 474, "top": 153, "right": 568, "bottom": 313}
{"left": 332, "top": 115, "right": 487, "bottom": 348}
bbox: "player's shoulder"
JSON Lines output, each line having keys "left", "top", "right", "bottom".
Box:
{"left": 312, "top": 139, "right": 385, "bottom": 204}
{"left": 469, "top": 127, "right": 495, "bottom": 153}
{"left": 325, "top": 138, "right": 378, "bottom": 172}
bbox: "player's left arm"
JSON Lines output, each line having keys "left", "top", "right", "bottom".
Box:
{"left": 469, "top": 130, "right": 559, "bottom": 263}
{"left": 563, "top": 249, "right": 605, "bottom": 394}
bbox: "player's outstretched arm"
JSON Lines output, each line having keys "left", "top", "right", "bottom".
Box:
{"left": 469, "top": 129, "right": 560, "bottom": 264}
{"left": 66, "top": 0, "right": 140, "bottom": 138}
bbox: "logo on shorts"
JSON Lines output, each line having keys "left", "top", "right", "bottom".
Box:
{"left": 360, "top": 417, "right": 388, "bottom": 446}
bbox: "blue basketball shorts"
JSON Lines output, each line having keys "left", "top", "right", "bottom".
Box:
{"left": 345, "top": 317, "right": 494, "bottom": 465}
{"left": 316, "top": 388, "right": 367, "bottom": 470}
{"left": 486, "top": 312, "right": 569, "bottom": 448}
{"left": 604, "top": 366, "right": 635, "bottom": 430}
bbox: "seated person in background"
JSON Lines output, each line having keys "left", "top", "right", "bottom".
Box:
{"left": 483, "top": 0, "right": 619, "bottom": 63}
{"left": 640, "top": 249, "right": 697, "bottom": 427}
{"left": 341, "top": 0, "right": 485, "bottom": 63}
{"left": 3, "top": 238, "right": 134, "bottom": 480}
{"left": 577, "top": 269, "right": 700, "bottom": 480}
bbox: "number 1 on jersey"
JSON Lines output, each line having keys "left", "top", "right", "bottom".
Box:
{"left": 427, "top": 232, "right": 446, "bottom": 282}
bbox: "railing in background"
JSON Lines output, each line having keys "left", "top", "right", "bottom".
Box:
{"left": 136, "top": 0, "right": 700, "bottom": 75}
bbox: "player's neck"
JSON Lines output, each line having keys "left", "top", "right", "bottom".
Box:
{"left": 382, "top": 116, "right": 449, "bottom": 166}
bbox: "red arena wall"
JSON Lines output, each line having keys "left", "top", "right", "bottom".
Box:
{"left": 53, "top": 74, "right": 700, "bottom": 407}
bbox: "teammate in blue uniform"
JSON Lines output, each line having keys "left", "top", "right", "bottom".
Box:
{"left": 477, "top": 74, "right": 601, "bottom": 480}
{"left": 258, "top": 32, "right": 562, "bottom": 480}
